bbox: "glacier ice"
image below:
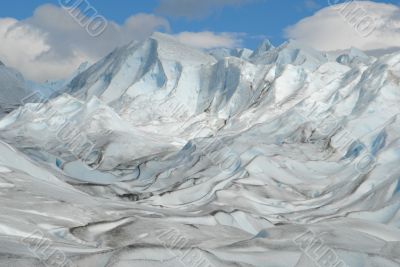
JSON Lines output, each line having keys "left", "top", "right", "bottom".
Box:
{"left": 0, "top": 32, "right": 399, "bottom": 266}
{"left": 0, "top": 63, "right": 31, "bottom": 117}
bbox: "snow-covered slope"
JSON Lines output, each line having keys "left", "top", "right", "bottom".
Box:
{"left": 0, "top": 33, "right": 400, "bottom": 266}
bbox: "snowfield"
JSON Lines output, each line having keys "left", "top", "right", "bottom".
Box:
{"left": 0, "top": 33, "right": 400, "bottom": 266}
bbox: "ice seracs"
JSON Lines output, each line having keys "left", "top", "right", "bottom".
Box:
{"left": 0, "top": 33, "right": 399, "bottom": 266}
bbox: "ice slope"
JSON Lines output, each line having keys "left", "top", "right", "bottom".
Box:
{"left": 0, "top": 33, "right": 400, "bottom": 266}
{"left": 0, "top": 59, "right": 71, "bottom": 117}
{"left": 0, "top": 63, "right": 31, "bottom": 117}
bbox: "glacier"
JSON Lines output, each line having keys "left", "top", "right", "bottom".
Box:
{"left": 0, "top": 32, "right": 399, "bottom": 266}
{"left": 0, "top": 62, "right": 32, "bottom": 117}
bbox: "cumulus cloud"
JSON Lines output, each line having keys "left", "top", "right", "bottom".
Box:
{"left": 174, "top": 31, "right": 242, "bottom": 49}
{"left": 156, "top": 0, "right": 256, "bottom": 19}
{"left": 0, "top": 4, "right": 170, "bottom": 82}
{"left": 285, "top": 1, "right": 400, "bottom": 54}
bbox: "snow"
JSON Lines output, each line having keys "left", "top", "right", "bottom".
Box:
{"left": 0, "top": 33, "right": 399, "bottom": 266}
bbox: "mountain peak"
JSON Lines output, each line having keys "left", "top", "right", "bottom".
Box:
{"left": 258, "top": 39, "right": 273, "bottom": 51}
{"left": 251, "top": 39, "right": 273, "bottom": 57}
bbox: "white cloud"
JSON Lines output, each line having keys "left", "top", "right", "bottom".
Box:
{"left": 174, "top": 31, "right": 242, "bottom": 49}
{"left": 0, "top": 4, "right": 170, "bottom": 82}
{"left": 285, "top": 1, "right": 400, "bottom": 53}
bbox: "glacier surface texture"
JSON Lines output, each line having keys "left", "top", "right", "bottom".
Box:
{"left": 0, "top": 33, "right": 400, "bottom": 266}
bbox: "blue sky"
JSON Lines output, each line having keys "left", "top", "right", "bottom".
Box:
{"left": 1, "top": 0, "right": 398, "bottom": 48}
{"left": 1, "top": 0, "right": 400, "bottom": 81}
